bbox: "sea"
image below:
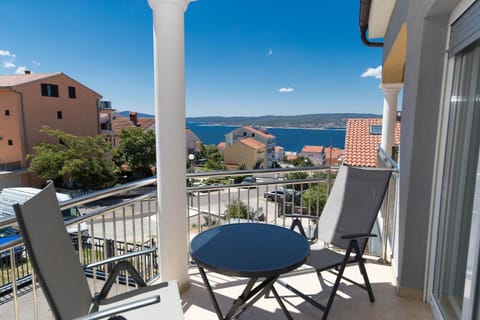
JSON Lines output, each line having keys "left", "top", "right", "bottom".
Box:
{"left": 186, "top": 122, "right": 346, "bottom": 153}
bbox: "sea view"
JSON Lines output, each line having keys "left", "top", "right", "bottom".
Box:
{"left": 186, "top": 122, "right": 346, "bottom": 153}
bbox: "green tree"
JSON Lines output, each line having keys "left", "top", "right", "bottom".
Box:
{"left": 28, "top": 126, "right": 119, "bottom": 189}
{"left": 301, "top": 183, "right": 328, "bottom": 214}
{"left": 290, "top": 156, "right": 313, "bottom": 167}
{"left": 225, "top": 199, "right": 252, "bottom": 219}
{"left": 284, "top": 172, "right": 310, "bottom": 191}
{"left": 199, "top": 144, "right": 226, "bottom": 171}
{"left": 114, "top": 127, "right": 156, "bottom": 179}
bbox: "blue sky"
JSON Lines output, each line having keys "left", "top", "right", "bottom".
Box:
{"left": 0, "top": 0, "right": 384, "bottom": 117}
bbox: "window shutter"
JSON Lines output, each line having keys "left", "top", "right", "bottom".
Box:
{"left": 449, "top": 1, "right": 480, "bottom": 56}
{"left": 41, "top": 83, "right": 48, "bottom": 96}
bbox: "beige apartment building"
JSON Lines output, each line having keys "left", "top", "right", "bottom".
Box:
{"left": 223, "top": 137, "right": 266, "bottom": 169}
{"left": 0, "top": 72, "right": 101, "bottom": 187}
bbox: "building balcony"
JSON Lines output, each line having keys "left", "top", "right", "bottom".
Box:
{"left": 0, "top": 159, "right": 431, "bottom": 319}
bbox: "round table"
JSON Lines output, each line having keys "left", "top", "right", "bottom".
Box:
{"left": 190, "top": 223, "right": 310, "bottom": 320}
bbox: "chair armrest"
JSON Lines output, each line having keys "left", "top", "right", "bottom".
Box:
{"left": 85, "top": 247, "right": 156, "bottom": 269}
{"left": 340, "top": 233, "right": 377, "bottom": 240}
{"left": 73, "top": 295, "right": 160, "bottom": 320}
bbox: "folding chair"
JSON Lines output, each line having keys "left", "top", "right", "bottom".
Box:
{"left": 13, "top": 182, "right": 184, "bottom": 320}
{"left": 280, "top": 165, "right": 391, "bottom": 320}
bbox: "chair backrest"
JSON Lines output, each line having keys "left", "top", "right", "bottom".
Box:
{"left": 13, "top": 182, "right": 92, "bottom": 319}
{"left": 317, "top": 166, "right": 391, "bottom": 252}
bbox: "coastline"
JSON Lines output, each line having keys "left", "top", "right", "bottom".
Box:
{"left": 186, "top": 122, "right": 346, "bottom": 131}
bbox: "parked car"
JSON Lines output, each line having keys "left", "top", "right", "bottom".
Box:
{"left": 264, "top": 189, "right": 289, "bottom": 201}
{"left": 265, "top": 189, "right": 303, "bottom": 204}
{"left": 241, "top": 176, "right": 257, "bottom": 188}
{"left": 0, "top": 187, "right": 89, "bottom": 236}
{"left": 0, "top": 226, "right": 25, "bottom": 261}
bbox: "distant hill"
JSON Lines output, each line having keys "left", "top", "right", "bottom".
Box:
{"left": 186, "top": 113, "right": 381, "bottom": 129}
{"left": 118, "top": 111, "right": 381, "bottom": 129}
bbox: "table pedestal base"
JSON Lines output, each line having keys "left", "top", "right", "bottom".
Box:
{"left": 198, "top": 267, "right": 294, "bottom": 320}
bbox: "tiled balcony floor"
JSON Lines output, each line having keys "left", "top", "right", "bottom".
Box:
{"left": 1, "top": 260, "right": 433, "bottom": 319}
{"left": 182, "top": 261, "right": 433, "bottom": 320}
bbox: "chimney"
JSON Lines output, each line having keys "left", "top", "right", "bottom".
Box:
{"left": 129, "top": 111, "right": 138, "bottom": 126}
{"left": 24, "top": 70, "right": 31, "bottom": 74}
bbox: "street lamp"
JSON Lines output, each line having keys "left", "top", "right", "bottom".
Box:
{"left": 188, "top": 154, "right": 195, "bottom": 172}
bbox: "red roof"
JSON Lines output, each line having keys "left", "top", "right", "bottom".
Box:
{"left": 239, "top": 137, "right": 265, "bottom": 150}
{"left": 112, "top": 115, "right": 154, "bottom": 132}
{"left": 242, "top": 126, "right": 275, "bottom": 139}
{"left": 217, "top": 142, "right": 226, "bottom": 150}
{"left": 0, "top": 72, "right": 61, "bottom": 87}
{"left": 343, "top": 118, "right": 400, "bottom": 167}
{"left": 301, "top": 145, "right": 324, "bottom": 153}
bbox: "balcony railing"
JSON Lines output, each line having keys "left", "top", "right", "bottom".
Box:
{"left": 0, "top": 163, "right": 398, "bottom": 319}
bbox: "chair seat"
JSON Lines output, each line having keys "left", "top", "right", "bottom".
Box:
{"left": 99, "top": 281, "right": 184, "bottom": 319}
{"left": 305, "top": 247, "right": 357, "bottom": 272}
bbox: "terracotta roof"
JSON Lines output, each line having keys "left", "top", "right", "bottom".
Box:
{"left": 112, "top": 115, "right": 154, "bottom": 132}
{"left": 217, "top": 142, "right": 226, "bottom": 150}
{"left": 242, "top": 126, "right": 275, "bottom": 139}
{"left": 0, "top": 72, "right": 61, "bottom": 87}
{"left": 323, "top": 147, "right": 344, "bottom": 159}
{"left": 239, "top": 137, "right": 266, "bottom": 150}
{"left": 275, "top": 146, "right": 284, "bottom": 151}
{"left": 343, "top": 118, "right": 400, "bottom": 167}
{"left": 286, "top": 154, "right": 297, "bottom": 161}
{"left": 301, "top": 145, "right": 324, "bottom": 153}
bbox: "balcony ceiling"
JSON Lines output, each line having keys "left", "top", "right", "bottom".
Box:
{"left": 368, "top": 0, "right": 396, "bottom": 39}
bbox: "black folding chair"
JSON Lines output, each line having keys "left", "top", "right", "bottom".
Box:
{"left": 13, "top": 182, "right": 184, "bottom": 320}
{"left": 280, "top": 165, "right": 391, "bottom": 320}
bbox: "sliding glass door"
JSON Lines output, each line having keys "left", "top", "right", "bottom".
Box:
{"left": 432, "top": 40, "right": 480, "bottom": 319}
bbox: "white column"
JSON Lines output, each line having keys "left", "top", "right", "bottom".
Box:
{"left": 380, "top": 83, "right": 403, "bottom": 156}
{"left": 148, "top": 0, "right": 190, "bottom": 290}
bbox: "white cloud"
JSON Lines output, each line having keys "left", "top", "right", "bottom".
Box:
{"left": 3, "top": 61, "right": 15, "bottom": 68}
{"left": 15, "top": 66, "right": 27, "bottom": 74}
{"left": 267, "top": 49, "right": 272, "bottom": 56}
{"left": 33, "top": 60, "right": 41, "bottom": 66}
{"left": 0, "top": 50, "right": 13, "bottom": 57}
{"left": 361, "top": 66, "right": 382, "bottom": 79}
{"left": 278, "top": 87, "right": 294, "bottom": 93}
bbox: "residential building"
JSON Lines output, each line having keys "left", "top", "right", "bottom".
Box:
{"left": 111, "top": 112, "right": 155, "bottom": 147}
{"left": 323, "top": 146, "right": 344, "bottom": 166}
{"left": 343, "top": 118, "right": 400, "bottom": 167}
{"left": 274, "top": 145, "right": 284, "bottom": 161}
{"left": 223, "top": 137, "right": 266, "bottom": 169}
{"left": 99, "top": 100, "right": 115, "bottom": 144}
{"left": 361, "top": 0, "right": 480, "bottom": 319}
{"left": 0, "top": 72, "right": 101, "bottom": 187}
{"left": 216, "top": 141, "right": 226, "bottom": 153}
{"left": 225, "top": 126, "right": 276, "bottom": 167}
{"left": 299, "top": 145, "right": 325, "bottom": 165}
{"left": 186, "top": 127, "right": 202, "bottom": 156}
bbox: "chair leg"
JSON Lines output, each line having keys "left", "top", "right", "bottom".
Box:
{"left": 321, "top": 245, "right": 354, "bottom": 320}
{"left": 352, "top": 242, "right": 375, "bottom": 303}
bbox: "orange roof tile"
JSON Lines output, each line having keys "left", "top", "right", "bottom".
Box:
{"left": 323, "top": 147, "right": 344, "bottom": 159}
{"left": 239, "top": 137, "right": 266, "bottom": 150}
{"left": 301, "top": 145, "right": 324, "bottom": 153}
{"left": 112, "top": 115, "right": 154, "bottom": 132}
{"left": 343, "top": 118, "right": 400, "bottom": 167}
{"left": 242, "top": 126, "right": 275, "bottom": 139}
{"left": 0, "top": 72, "right": 61, "bottom": 87}
{"left": 217, "top": 142, "right": 226, "bottom": 150}
{"left": 286, "top": 154, "right": 297, "bottom": 161}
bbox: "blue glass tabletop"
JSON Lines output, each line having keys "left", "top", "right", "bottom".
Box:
{"left": 190, "top": 223, "right": 310, "bottom": 278}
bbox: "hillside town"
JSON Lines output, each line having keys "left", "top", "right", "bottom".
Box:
{"left": 0, "top": 71, "right": 401, "bottom": 190}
